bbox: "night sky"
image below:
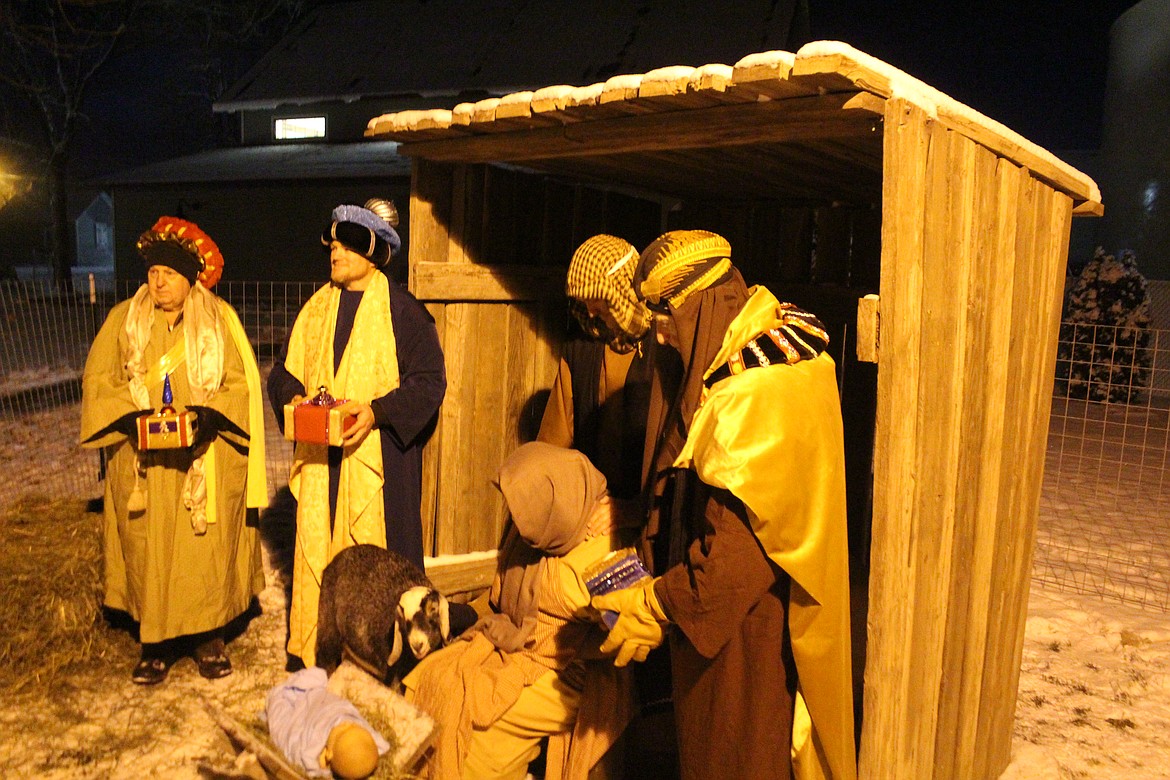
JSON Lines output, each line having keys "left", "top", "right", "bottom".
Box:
{"left": 8, "top": 1, "right": 1144, "bottom": 180}
{"left": 808, "top": 0, "right": 1138, "bottom": 151}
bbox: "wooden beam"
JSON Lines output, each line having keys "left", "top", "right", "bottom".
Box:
{"left": 861, "top": 97, "right": 931, "bottom": 778}
{"left": 933, "top": 111, "right": 1101, "bottom": 212}
{"left": 424, "top": 551, "right": 498, "bottom": 597}
{"left": 397, "top": 92, "right": 883, "bottom": 164}
{"left": 1072, "top": 199, "right": 1104, "bottom": 217}
{"left": 791, "top": 43, "right": 1101, "bottom": 209}
{"left": 408, "top": 159, "right": 453, "bottom": 290}
{"left": 413, "top": 261, "right": 565, "bottom": 302}
{"left": 933, "top": 137, "right": 1005, "bottom": 780}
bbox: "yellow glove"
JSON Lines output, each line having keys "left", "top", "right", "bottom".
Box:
{"left": 592, "top": 578, "right": 669, "bottom": 667}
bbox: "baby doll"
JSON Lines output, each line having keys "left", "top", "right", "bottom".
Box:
{"left": 266, "top": 666, "right": 390, "bottom": 779}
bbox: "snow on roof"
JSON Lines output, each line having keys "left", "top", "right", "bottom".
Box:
{"left": 793, "top": 41, "right": 1096, "bottom": 206}
{"left": 530, "top": 85, "right": 578, "bottom": 113}
{"left": 366, "top": 41, "right": 1101, "bottom": 206}
{"left": 691, "top": 63, "right": 734, "bottom": 91}
{"left": 734, "top": 49, "right": 796, "bottom": 73}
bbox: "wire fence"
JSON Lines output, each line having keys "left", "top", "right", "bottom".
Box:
{"left": 1037, "top": 322, "right": 1170, "bottom": 610}
{"left": 3, "top": 278, "right": 1169, "bottom": 611}
{"left": 0, "top": 278, "right": 317, "bottom": 507}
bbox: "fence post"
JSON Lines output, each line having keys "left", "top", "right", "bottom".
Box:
{"left": 87, "top": 272, "right": 107, "bottom": 484}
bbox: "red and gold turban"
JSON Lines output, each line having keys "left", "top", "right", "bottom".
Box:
{"left": 136, "top": 216, "right": 224, "bottom": 288}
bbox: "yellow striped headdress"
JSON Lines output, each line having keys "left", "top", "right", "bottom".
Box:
{"left": 634, "top": 230, "right": 732, "bottom": 310}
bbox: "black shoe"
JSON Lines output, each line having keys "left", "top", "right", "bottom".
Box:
{"left": 131, "top": 656, "right": 172, "bottom": 685}
{"left": 193, "top": 638, "right": 233, "bottom": 679}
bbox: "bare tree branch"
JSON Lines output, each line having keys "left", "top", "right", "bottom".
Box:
{"left": 0, "top": 0, "right": 310, "bottom": 286}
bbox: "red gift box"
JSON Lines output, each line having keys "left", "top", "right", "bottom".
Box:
{"left": 283, "top": 387, "right": 357, "bottom": 447}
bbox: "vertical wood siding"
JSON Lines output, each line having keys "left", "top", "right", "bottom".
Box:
{"left": 408, "top": 160, "right": 662, "bottom": 557}
{"left": 860, "top": 99, "right": 1072, "bottom": 779}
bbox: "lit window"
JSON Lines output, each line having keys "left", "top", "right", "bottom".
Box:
{"left": 274, "top": 116, "right": 326, "bottom": 140}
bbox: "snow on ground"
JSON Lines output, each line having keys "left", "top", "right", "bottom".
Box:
{"left": 3, "top": 550, "right": 1165, "bottom": 779}
{"left": 1004, "top": 402, "right": 1170, "bottom": 779}
{"left": 1006, "top": 586, "right": 1170, "bottom": 779}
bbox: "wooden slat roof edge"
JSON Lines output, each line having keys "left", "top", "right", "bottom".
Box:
{"left": 365, "top": 40, "right": 1101, "bottom": 207}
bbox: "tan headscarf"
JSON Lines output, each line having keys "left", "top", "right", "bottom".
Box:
{"left": 638, "top": 249, "right": 750, "bottom": 551}
{"left": 634, "top": 229, "right": 733, "bottom": 312}
{"left": 481, "top": 442, "right": 607, "bottom": 652}
{"left": 634, "top": 228, "right": 744, "bottom": 494}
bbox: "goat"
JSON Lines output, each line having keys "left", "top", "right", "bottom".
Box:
{"left": 316, "top": 544, "right": 451, "bottom": 688}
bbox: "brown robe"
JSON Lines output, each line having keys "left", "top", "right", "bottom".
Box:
{"left": 643, "top": 269, "right": 798, "bottom": 779}
{"left": 656, "top": 480, "right": 796, "bottom": 780}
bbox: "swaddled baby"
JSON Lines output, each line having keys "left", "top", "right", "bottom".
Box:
{"left": 266, "top": 666, "right": 391, "bottom": 779}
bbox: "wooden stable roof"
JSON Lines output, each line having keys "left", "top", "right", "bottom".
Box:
{"left": 365, "top": 41, "right": 1102, "bottom": 212}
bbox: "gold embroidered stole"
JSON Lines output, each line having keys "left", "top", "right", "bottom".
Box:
{"left": 123, "top": 284, "right": 244, "bottom": 531}
{"left": 283, "top": 272, "right": 400, "bottom": 664}
{"left": 219, "top": 304, "right": 268, "bottom": 510}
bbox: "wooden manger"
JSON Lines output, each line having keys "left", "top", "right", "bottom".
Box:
{"left": 377, "top": 41, "right": 1101, "bottom": 779}
{"left": 206, "top": 662, "right": 436, "bottom": 779}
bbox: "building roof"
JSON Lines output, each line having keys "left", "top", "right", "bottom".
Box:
{"left": 214, "top": 0, "right": 807, "bottom": 111}
{"left": 100, "top": 141, "right": 409, "bottom": 186}
{"left": 365, "top": 41, "right": 1102, "bottom": 210}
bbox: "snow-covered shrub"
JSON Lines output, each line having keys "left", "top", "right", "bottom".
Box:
{"left": 1055, "top": 248, "right": 1152, "bottom": 403}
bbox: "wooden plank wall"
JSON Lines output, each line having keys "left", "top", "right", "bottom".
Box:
{"left": 859, "top": 99, "right": 1072, "bottom": 779}
{"left": 411, "top": 161, "right": 558, "bottom": 556}
{"left": 408, "top": 159, "right": 664, "bottom": 558}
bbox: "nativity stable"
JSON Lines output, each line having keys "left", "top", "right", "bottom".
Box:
{"left": 365, "top": 41, "right": 1101, "bottom": 780}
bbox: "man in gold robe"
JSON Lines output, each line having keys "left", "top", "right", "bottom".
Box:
{"left": 80, "top": 217, "right": 267, "bottom": 684}
{"left": 267, "top": 198, "right": 453, "bottom": 668}
{"left": 593, "top": 230, "right": 857, "bottom": 780}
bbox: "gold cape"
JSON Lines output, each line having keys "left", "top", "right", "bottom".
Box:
{"left": 675, "top": 287, "right": 857, "bottom": 780}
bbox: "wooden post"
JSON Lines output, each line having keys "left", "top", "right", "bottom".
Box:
{"left": 932, "top": 136, "right": 1007, "bottom": 779}
{"left": 855, "top": 294, "right": 879, "bottom": 363}
{"left": 410, "top": 159, "right": 453, "bottom": 557}
{"left": 861, "top": 97, "right": 930, "bottom": 777}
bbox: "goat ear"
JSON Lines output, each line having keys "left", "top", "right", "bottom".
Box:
{"left": 439, "top": 594, "right": 451, "bottom": 642}
{"left": 387, "top": 624, "right": 403, "bottom": 667}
